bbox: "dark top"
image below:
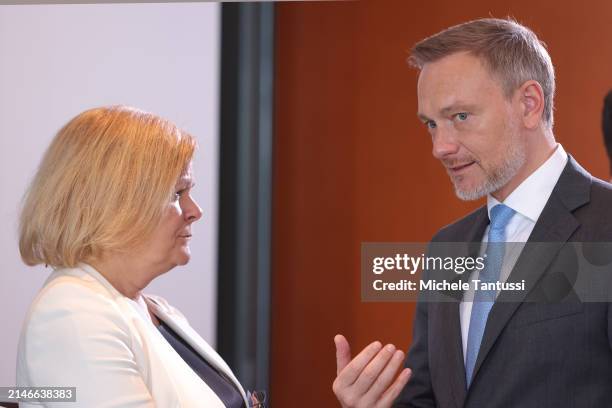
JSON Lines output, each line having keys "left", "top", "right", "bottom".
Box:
{"left": 156, "top": 319, "right": 245, "bottom": 408}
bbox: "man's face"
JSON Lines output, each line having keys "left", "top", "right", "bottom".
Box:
{"left": 417, "top": 52, "right": 526, "bottom": 200}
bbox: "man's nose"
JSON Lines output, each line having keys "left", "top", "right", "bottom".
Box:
{"left": 432, "top": 128, "right": 460, "bottom": 159}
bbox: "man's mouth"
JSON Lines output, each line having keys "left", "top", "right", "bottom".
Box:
{"left": 448, "top": 161, "right": 476, "bottom": 173}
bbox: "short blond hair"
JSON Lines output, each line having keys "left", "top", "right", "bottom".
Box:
{"left": 19, "top": 106, "right": 196, "bottom": 268}
{"left": 409, "top": 18, "right": 555, "bottom": 128}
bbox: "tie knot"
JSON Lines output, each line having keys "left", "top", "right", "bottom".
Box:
{"left": 489, "top": 204, "right": 515, "bottom": 230}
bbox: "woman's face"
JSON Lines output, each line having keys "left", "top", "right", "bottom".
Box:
{"left": 141, "top": 165, "right": 203, "bottom": 271}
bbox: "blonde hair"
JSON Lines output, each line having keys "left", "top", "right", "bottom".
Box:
{"left": 409, "top": 18, "right": 555, "bottom": 128}
{"left": 19, "top": 106, "right": 196, "bottom": 268}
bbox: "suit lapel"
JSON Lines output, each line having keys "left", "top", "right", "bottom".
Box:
{"left": 144, "top": 296, "right": 250, "bottom": 407}
{"left": 443, "top": 207, "right": 489, "bottom": 407}
{"left": 469, "top": 156, "right": 590, "bottom": 386}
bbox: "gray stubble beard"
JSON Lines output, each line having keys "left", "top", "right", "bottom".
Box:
{"left": 452, "top": 139, "right": 527, "bottom": 201}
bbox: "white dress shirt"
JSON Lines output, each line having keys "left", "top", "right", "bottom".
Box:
{"left": 459, "top": 144, "right": 568, "bottom": 362}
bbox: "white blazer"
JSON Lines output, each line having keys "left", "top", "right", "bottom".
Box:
{"left": 16, "top": 263, "right": 248, "bottom": 408}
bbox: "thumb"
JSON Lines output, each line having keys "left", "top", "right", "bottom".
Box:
{"left": 335, "top": 334, "right": 351, "bottom": 375}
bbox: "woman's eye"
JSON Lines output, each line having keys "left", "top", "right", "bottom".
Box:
{"left": 173, "top": 189, "right": 185, "bottom": 201}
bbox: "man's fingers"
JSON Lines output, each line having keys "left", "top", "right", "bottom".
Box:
{"left": 335, "top": 334, "right": 352, "bottom": 375}
{"left": 377, "top": 368, "right": 412, "bottom": 408}
{"left": 363, "top": 349, "right": 406, "bottom": 403}
{"left": 352, "top": 344, "right": 398, "bottom": 395}
{"left": 336, "top": 340, "right": 383, "bottom": 387}
{"left": 332, "top": 340, "right": 409, "bottom": 408}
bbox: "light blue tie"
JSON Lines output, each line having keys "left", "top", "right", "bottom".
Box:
{"left": 465, "top": 204, "right": 515, "bottom": 386}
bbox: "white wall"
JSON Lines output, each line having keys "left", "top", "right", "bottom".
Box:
{"left": 0, "top": 3, "right": 220, "bottom": 386}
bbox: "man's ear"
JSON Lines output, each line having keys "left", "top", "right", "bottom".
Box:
{"left": 517, "top": 80, "right": 546, "bottom": 129}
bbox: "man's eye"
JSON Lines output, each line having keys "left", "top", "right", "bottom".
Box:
{"left": 425, "top": 120, "right": 437, "bottom": 129}
{"left": 455, "top": 112, "right": 469, "bottom": 121}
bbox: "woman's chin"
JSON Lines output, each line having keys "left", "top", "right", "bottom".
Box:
{"left": 176, "top": 249, "right": 191, "bottom": 265}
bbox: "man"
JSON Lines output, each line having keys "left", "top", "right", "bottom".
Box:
{"left": 333, "top": 18, "right": 612, "bottom": 407}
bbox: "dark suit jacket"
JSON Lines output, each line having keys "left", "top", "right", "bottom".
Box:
{"left": 393, "top": 157, "right": 612, "bottom": 408}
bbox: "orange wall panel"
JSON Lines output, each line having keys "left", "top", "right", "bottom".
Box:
{"left": 272, "top": 1, "right": 612, "bottom": 406}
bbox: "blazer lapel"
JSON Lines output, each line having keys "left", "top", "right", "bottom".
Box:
{"left": 469, "top": 156, "right": 590, "bottom": 385}
{"left": 442, "top": 207, "right": 489, "bottom": 407}
{"left": 144, "top": 295, "right": 250, "bottom": 407}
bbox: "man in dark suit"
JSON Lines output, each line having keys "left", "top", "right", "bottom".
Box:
{"left": 332, "top": 18, "right": 612, "bottom": 407}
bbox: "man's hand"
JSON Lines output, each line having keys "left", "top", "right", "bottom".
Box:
{"left": 332, "top": 334, "right": 412, "bottom": 408}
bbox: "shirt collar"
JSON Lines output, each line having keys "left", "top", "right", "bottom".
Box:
{"left": 487, "top": 144, "right": 568, "bottom": 222}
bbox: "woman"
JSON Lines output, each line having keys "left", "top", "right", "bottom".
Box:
{"left": 16, "top": 106, "right": 251, "bottom": 407}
